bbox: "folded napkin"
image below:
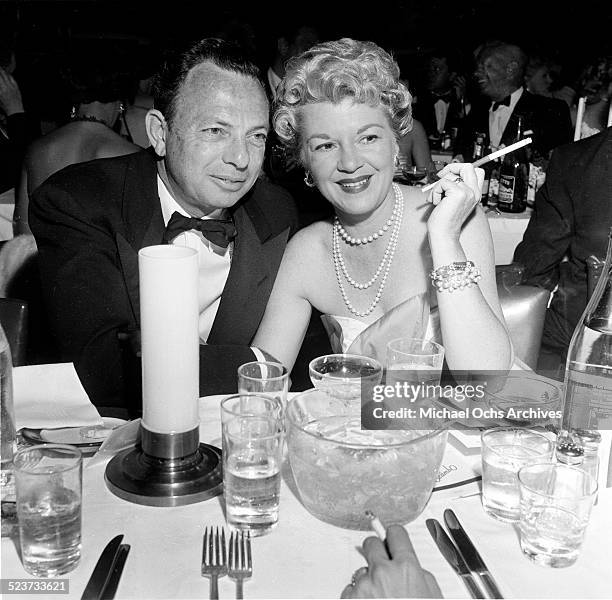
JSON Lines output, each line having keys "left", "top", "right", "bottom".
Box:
{"left": 449, "top": 489, "right": 612, "bottom": 598}
{"left": 13, "top": 363, "right": 103, "bottom": 430}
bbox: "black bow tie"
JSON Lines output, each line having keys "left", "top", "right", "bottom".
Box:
{"left": 432, "top": 91, "right": 453, "bottom": 102}
{"left": 163, "top": 211, "right": 237, "bottom": 248}
{"left": 491, "top": 96, "right": 511, "bottom": 111}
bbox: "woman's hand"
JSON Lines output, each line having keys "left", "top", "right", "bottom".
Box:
{"left": 425, "top": 163, "right": 484, "bottom": 241}
{"left": 341, "top": 525, "right": 442, "bottom": 598}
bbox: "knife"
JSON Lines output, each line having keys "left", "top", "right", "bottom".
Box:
{"left": 100, "top": 544, "right": 130, "bottom": 600}
{"left": 81, "top": 535, "right": 125, "bottom": 600}
{"left": 425, "top": 519, "right": 485, "bottom": 599}
{"left": 444, "top": 509, "right": 504, "bottom": 599}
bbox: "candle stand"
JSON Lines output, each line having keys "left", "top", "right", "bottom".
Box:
{"left": 105, "top": 424, "right": 223, "bottom": 506}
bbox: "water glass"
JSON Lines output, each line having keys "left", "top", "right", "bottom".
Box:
{"left": 221, "top": 394, "right": 283, "bottom": 536}
{"left": 14, "top": 444, "right": 82, "bottom": 577}
{"left": 518, "top": 463, "right": 597, "bottom": 567}
{"left": 481, "top": 427, "right": 554, "bottom": 522}
{"left": 237, "top": 361, "right": 289, "bottom": 410}
{"left": 385, "top": 338, "right": 445, "bottom": 397}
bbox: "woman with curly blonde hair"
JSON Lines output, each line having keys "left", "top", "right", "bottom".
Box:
{"left": 253, "top": 38, "right": 512, "bottom": 373}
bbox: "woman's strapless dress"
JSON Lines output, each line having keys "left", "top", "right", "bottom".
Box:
{"left": 320, "top": 292, "right": 526, "bottom": 370}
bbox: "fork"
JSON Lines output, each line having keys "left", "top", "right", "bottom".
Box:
{"left": 228, "top": 531, "right": 253, "bottom": 599}
{"left": 201, "top": 526, "right": 227, "bottom": 600}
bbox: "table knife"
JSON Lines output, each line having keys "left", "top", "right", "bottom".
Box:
{"left": 100, "top": 544, "right": 130, "bottom": 600}
{"left": 426, "top": 519, "right": 486, "bottom": 599}
{"left": 444, "top": 509, "right": 504, "bottom": 599}
{"left": 80, "top": 535, "right": 125, "bottom": 600}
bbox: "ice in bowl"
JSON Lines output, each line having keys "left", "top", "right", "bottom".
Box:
{"left": 285, "top": 389, "right": 448, "bottom": 530}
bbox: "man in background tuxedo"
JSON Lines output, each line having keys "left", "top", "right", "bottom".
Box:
{"left": 412, "top": 49, "right": 468, "bottom": 145}
{"left": 30, "top": 38, "right": 297, "bottom": 416}
{"left": 454, "top": 41, "right": 572, "bottom": 162}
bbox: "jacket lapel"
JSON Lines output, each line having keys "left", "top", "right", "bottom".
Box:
{"left": 115, "top": 150, "right": 165, "bottom": 324}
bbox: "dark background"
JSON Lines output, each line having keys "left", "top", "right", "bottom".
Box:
{"left": 2, "top": 0, "right": 611, "bottom": 123}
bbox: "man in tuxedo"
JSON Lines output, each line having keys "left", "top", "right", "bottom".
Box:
{"left": 513, "top": 128, "right": 612, "bottom": 375}
{"left": 30, "top": 38, "right": 297, "bottom": 416}
{"left": 454, "top": 41, "right": 572, "bottom": 162}
{"left": 412, "top": 49, "right": 467, "bottom": 144}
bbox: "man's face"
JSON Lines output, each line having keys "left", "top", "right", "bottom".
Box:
{"left": 427, "top": 57, "right": 451, "bottom": 91}
{"left": 159, "top": 62, "right": 269, "bottom": 217}
{"left": 474, "top": 51, "right": 511, "bottom": 100}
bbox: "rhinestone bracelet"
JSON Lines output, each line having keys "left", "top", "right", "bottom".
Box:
{"left": 430, "top": 260, "right": 482, "bottom": 292}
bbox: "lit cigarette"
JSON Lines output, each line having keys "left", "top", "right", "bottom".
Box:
{"left": 365, "top": 510, "right": 386, "bottom": 539}
{"left": 421, "top": 137, "right": 533, "bottom": 192}
{"left": 574, "top": 96, "right": 586, "bottom": 141}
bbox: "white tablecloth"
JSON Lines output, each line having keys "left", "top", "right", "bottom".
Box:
{"left": 2, "top": 395, "right": 611, "bottom": 599}
{"left": 486, "top": 209, "right": 531, "bottom": 265}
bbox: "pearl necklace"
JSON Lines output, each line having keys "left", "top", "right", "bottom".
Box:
{"left": 334, "top": 201, "right": 399, "bottom": 246}
{"left": 332, "top": 183, "right": 404, "bottom": 317}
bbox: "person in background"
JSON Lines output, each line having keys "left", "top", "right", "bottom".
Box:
{"left": 412, "top": 48, "right": 468, "bottom": 148}
{"left": 14, "top": 50, "right": 140, "bottom": 235}
{"left": 570, "top": 54, "right": 611, "bottom": 140}
{"left": 0, "top": 37, "right": 40, "bottom": 195}
{"left": 524, "top": 51, "right": 579, "bottom": 110}
{"left": 341, "top": 525, "right": 442, "bottom": 598}
{"left": 264, "top": 23, "right": 320, "bottom": 102}
{"left": 253, "top": 38, "right": 512, "bottom": 376}
{"left": 454, "top": 41, "right": 572, "bottom": 165}
{"left": 513, "top": 127, "right": 612, "bottom": 376}
{"left": 29, "top": 38, "right": 297, "bottom": 416}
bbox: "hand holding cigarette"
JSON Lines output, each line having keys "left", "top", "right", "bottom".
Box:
{"left": 341, "top": 512, "right": 442, "bottom": 598}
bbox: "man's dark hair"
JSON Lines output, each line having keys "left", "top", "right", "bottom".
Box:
{"left": 152, "top": 37, "right": 264, "bottom": 125}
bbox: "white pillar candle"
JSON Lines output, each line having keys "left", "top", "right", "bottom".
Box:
{"left": 139, "top": 245, "right": 199, "bottom": 434}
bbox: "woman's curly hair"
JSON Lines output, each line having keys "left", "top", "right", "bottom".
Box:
{"left": 273, "top": 38, "right": 412, "bottom": 159}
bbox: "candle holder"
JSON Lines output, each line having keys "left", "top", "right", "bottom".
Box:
{"left": 105, "top": 423, "right": 222, "bottom": 507}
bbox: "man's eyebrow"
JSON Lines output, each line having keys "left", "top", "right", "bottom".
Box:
{"left": 306, "top": 133, "right": 331, "bottom": 142}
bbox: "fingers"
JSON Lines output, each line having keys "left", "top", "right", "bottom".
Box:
{"left": 384, "top": 525, "right": 421, "bottom": 564}
{"left": 424, "top": 570, "right": 444, "bottom": 598}
{"left": 362, "top": 535, "right": 390, "bottom": 564}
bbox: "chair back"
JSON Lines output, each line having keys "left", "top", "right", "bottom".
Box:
{"left": 0, "top": 298, "right": 28, "bottom": 366}
{"left": 496, "top": 265, "right": 550, "bottom": 370}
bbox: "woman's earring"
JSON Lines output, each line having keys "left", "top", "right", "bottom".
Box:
{"left": 119, "top": 102, "right": 125, "bottom": 115}
{"left": 304, "top": 171, "right": 316, "bottom": 188}
{"left": 70, "top": 106, "right": 77, "bottom": 119}
{"left": 394, "top": 154, "right": 400, "bottom": 168}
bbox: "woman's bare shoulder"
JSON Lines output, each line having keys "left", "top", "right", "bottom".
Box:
{"left": 282, "top": 219, "right": 331, "bottom": 267}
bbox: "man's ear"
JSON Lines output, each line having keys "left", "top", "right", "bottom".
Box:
{"left": 506, "top": 60, "right": 519, "bottom": 78}
{"left": 146, "top": 109, "right": 167, "bottom": 157}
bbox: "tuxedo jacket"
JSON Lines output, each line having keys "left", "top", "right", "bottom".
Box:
{"left": 30, "top": 149, "right": 297, "bottom": 414}
{"left": 514, "top": 128, "right": 612, "bottom": 352}
{"left": 412, "top": 89, "right": 465, "bottom": 138}
{"left": 455, "top": 90, "right": 572, "bottom": 161}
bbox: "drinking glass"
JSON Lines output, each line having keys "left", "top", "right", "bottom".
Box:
{"left": 221, "top": 394, "right": 283, "bottom": 536}
{"left": 385, "top": 338, "right": 444, "bottom": 389}
{"left": 402, "top": 165, "right": 428, "bottom": 185}
{"left": 481, "top": 427, "right": 554, "bottom": 522}
{"left": 14, "top": 444, "right": 82, "bottom": 576}
{"left": 518, "top": 463, "right": 597, "bottom": 567}
{"left": 237, "top": 361, "right": 289, "bottom": 410}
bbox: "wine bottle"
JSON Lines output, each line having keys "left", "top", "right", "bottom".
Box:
{"left": 498, "top": 115, "right": 529, "bottom": 213}
{"left": 472, "top": 133, "right": 489, "bottom": 206}
{"left": 561, "top": 228, "right": 612, "bottom": 436}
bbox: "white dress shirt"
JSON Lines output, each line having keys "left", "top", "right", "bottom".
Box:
{"left": 489, "top": 86, "right": 524, "bottom": 149}
{"left": 158, "top": 176, "right": 231, "bottom": 343}
{"left": 434, "top": 98, "right": 450, "bottom": 134}
{"left": 157, "top": 177, "right": 268, "bottom": 363}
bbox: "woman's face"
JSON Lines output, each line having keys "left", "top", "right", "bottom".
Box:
{"left": 527, "top": 66, "right": 553, "bottom": 95}
{"left": 299, "top": 98, "right": 398, "bottom": 218}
